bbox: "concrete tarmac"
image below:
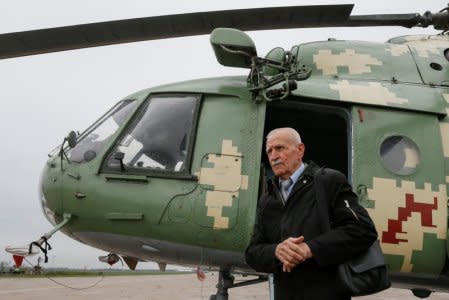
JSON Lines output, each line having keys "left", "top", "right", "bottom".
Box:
{"left": 0, "top": 273, "right": 448, "bottom": 299}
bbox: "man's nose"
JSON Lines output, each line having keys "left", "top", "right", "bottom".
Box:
{"left": 269, "top": 150, "right": 279, "bottom": 161}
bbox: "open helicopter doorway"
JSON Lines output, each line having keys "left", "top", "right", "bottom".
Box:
{"left": 261, "top": 100, "right": 349, "bottom": 184}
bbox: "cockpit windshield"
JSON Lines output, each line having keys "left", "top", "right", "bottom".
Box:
{"left": 106, "top": 94, "right": 199, "bottom": 173}
{"left": 67, "top": 99, "right": 137, "bottom": 163}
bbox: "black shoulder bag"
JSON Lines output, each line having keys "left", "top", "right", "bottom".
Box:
{"left": 314, "top": 169, "right": 391, "bottom": 296}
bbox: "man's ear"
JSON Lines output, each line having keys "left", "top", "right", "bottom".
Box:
{"left": 298, "top": 143, "right": 305, "bottom": 159}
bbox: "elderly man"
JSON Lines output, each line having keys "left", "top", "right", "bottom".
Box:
{"left": 245, "top": 127, "right": 377, "bottom": 299}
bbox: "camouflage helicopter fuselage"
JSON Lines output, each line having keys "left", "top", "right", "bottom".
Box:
{"left": 299, "top": 34, "right": 449, "bottom": 276}
{"left": 41, "top": 34, "right": 449, "bottom": 287}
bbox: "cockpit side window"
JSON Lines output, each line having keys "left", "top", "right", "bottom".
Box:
{"left": 67, "top": 99, "right": 137, "bottom": 163}
{"left": 105, "top": 94, "right": 199, "bottom": 174}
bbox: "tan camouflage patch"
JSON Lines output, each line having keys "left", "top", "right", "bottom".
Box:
{"left": 386, "top": 44, "right": 409, "bottom": 57}
{"left": 446, "top": 176, "right": 449, "bottom": 183}
{"left": 313, "top": 49, "right": 382, "bottom": 75}
{"left": 366, "top": 177, "right": 447, "bottom": 272}
{"left": 440, "top": 122, "right": 449, "bottom": 158}
{"left": 400, "top": 35, "right": 449, "bottom": 57}
{"left": 205, "top": 190, "right": 235, "bottom": 229}
{"left": 197, "top": 141, "right": 247, "bottom": 191}
{"left": 410, "top": 45, "right": 440, "bottom": 58}
{"left": 403, "top": 36, "right": 425, "bottom": 42}
{"left": 196, "top": 140, "right": 248, "bottom": 229}
{"left": 403, "top": 35, "right": 449, "bottom": 43}
{"left": 330, "top": 80, "right": 408, "bottom": 105}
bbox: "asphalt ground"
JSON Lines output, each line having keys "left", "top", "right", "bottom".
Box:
{"left": 0, "top": 273, "right": 448, "bottom": 299}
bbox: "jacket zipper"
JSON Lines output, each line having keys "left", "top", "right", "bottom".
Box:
{"left": 344, "top": 200, "right": 359, "bottom": 222}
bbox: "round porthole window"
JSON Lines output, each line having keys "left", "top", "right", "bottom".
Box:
{"left": 380, "top": 135, "right": 420, "bottom": 175}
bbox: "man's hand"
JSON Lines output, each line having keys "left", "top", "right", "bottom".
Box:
{"left": 275, "top": 236, "right": 312, "bottom": 272}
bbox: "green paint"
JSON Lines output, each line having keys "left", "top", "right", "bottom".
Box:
{"left": 384, "top": 254, "right": 405, "bottom": 272}
{"left": 411, "top": 233, "right": 446, "bottom": 274}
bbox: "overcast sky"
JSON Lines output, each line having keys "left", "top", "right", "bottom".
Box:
{"left": 0, "top": 1, "right": 445, "bottom": 271}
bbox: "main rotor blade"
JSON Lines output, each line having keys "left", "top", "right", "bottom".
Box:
{"left": 347, "top": 14, "right": 422, "bottom": 28}
{"left": 0, "top": 5, "right": 353, "bottom": 59}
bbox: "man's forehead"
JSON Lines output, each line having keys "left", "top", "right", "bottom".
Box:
{"left": 266, "top": 136, "right": 290, "bottom": 149}
{"left": 267, "top": 131, "right": 290, "bottom": 143}
{"left": 267, "top": 139, "right": 286, "bottom": 146}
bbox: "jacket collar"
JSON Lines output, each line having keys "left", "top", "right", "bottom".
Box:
{"left": 267, "top": 161, "right": 320, "bottom": 195}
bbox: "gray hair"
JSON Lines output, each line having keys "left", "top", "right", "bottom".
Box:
{"left": 266, "top": 127, "right": 302, "bottom": 145}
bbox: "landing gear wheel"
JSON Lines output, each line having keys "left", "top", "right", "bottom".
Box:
{"left": 209, "top": 270, "right": 233, "bottom": 300}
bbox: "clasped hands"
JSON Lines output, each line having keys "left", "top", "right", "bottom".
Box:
{"left": 275, "top": 236, "right": 312, "bottom": 272}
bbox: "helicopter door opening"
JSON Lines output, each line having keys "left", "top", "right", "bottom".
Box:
{"left": 261, "top": 101, "right": 349, "bottom": 187}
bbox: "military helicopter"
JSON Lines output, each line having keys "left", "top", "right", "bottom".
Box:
{"left": 2, "top": 2, "right": 449, "bottom": 299}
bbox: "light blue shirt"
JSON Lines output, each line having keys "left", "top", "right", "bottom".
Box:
{"left": 279, "top": 162, "right": 306, "bottom": 195}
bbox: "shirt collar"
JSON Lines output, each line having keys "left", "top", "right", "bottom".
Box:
{"left": 290, "top": 162, "right": 306, "bottom": 184}
{"left": 279, "top": 162, "right": 305, "bottom": 186}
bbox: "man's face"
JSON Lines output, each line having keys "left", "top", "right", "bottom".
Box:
{"left": 266, "top": 131, "right": 304, "bottom": 180}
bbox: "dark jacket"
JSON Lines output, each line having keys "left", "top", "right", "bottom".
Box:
{"left": 245, "top": 163, "right": 378, "bottom": 300}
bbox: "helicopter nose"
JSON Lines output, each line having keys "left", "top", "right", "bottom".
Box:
{"left": 39, "top": 165, "right": 59, "bottom": 226}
